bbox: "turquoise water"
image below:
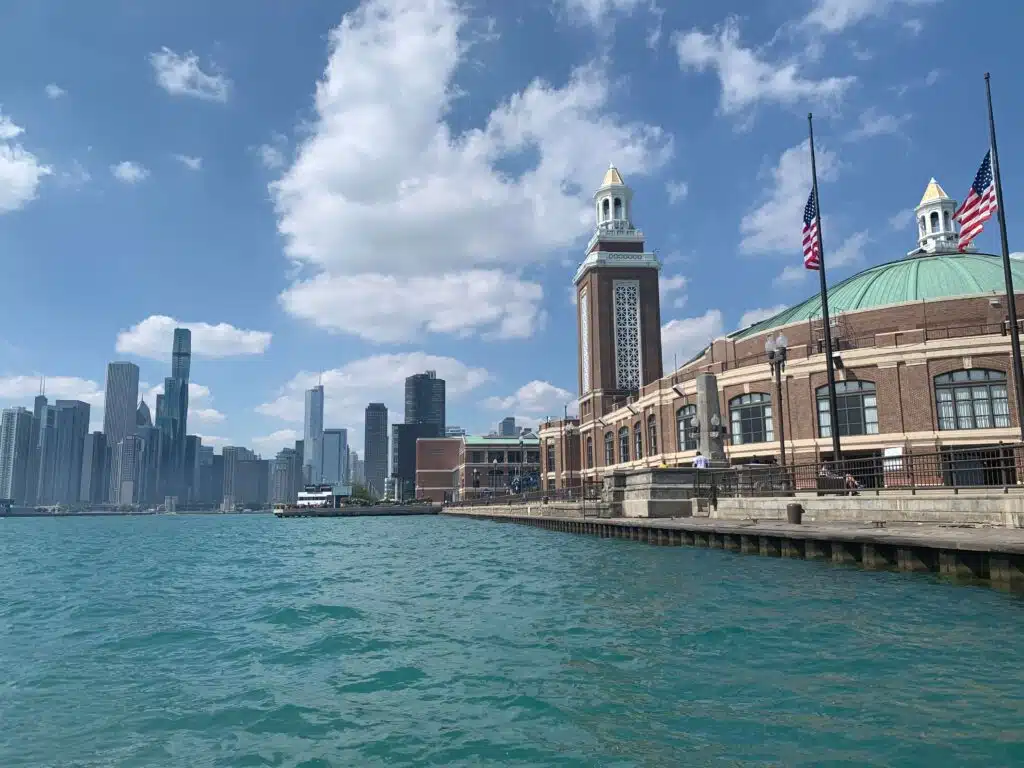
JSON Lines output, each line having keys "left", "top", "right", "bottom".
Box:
{"left": 2, "top": 516, "right": 1023, "bottom": 767}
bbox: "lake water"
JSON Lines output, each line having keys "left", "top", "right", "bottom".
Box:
{"left": 2, "top": 514, "right": 1023, "bottom": 767}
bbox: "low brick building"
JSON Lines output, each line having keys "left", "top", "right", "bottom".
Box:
{"left": 415, "top": 435, "right": 542, "bottom": 502}
{"left": 543, "top": 170, "right": 1024, "bottom": 490}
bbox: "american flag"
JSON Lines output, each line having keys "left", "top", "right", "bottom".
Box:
{"left": 955, "top": 151, "right": 998, "bottom": 251}
{"left": 802, "top": 189, "right": 821, "bottom": 270}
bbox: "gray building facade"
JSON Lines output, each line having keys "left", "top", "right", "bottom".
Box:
{"left": 364, "top": 403, "right": 388, "bottom": 497}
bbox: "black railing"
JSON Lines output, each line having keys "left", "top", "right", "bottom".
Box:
{"left": 692, "top": 444, "right": 1023, "bottom": 498}
{"left": 447, "top": 481, "right": 602, "bottom": 508}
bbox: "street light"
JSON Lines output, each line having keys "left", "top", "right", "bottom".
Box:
{"left": 518, "top": 437, "right": 525, "bottom": 493}
{"left": 492, "top": 458, "right": 499, "bottom": 491}
{"left": 765, "top": 332, "right": 789, "bottom": 469}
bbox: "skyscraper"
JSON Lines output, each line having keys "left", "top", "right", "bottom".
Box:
{"left": 24, "top": 392, "right": 47, "bottom": 505}
{"left": 53, "top": 400, "right": 90, "bottom": 504}
{"left": 320, "top": 428, "right": 348, "bottom": 484}
{"left": 364, "top": 403, "right": 388, "bottom": 498}
{"left": 499, "top": 417, "right": 518, "bottom": 437}
{"left": 158, "top": 328, "right": 191, "bottom": 500}
{"left": 303, "top": 385, "right": 324, "bottom": 484}
{"left": 405, "top": 370, "right": 445, "bottom": 436}
{"left": 0, "top": 407, "right": 33, "bottom": 502}
{"left": 111, "top": 435, "right": 144, "bottom": 505}
{"left": 136, "top": 398, "right": 152, "bottom": 429}
{"left": 80, "top": 432, "right": 107, "bottom": 504}
{"left": 102, "top": 362, "right": 140, "bottom": 452}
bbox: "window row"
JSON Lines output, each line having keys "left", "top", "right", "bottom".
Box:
{"left": 585, "top": 369, "right": 1011, "bottom": 468}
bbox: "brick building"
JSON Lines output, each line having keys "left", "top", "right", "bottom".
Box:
{"left": 415, "top": 435, "right": 542, "bottom": 502}
{"left": 540, "top": 170, "right": 1024, "bottom": 489}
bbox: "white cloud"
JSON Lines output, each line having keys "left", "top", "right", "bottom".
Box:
{"left": 0, "top": 375, "right": 103, "bottom": 407}
{"left": 271, "top": 0, "right": 671, "bottom": 342}
{"left": 257, "top": 144, "right": 284, "bottom": 170}
{"left": 831, "top": 230, "right": 869, "bottom": 267}
{"left": 149, "top": 47, "right": 230, "bottom": 102}
{"left": 116, "top": 315, "right": 272, "bottom": 360}
{"left": 252, "top": 429, "right": 302, "bottom": 454}
{"left": 0, "top": 111, "right": 53, "bottom": 213}
{"left": 844, "top": 108, "right": 909, "bottom": 141}
{"left": 279, "top": 271, "right": 545, "bottom": 343}
{"left": 889, "top": 209, "right": 914, "bottom": 230}
{"left": 774, "top": 264, "right": 808, "bottom": 285}
{"left": 45, "top": 83, "right": 66, "bottom": 99}
{"left": 195, "top": 434, "right": 233, "bottom": 450}
{"left": 257, "top": 352, "right": 491, "bottom": 437}
{"left": 110, "top": 161, "right": 149, "bottom": 184}
{"left": 903, "top": 18, "right": 923, "bottom": 34}
{"left": 738, "top": 304, "right": 788, "bottom": 329}
{"left": 659, "top": 274, "right": 688, "bottom": 309}
{"left": 740, "top": 139, "right": 838, "bottom": 255}
{"left": 666, "top": 180, "right": 688, "bottom": 203}
{"left": 662, "top": 310, "right": 724, "bottom": 369}
{"left": 57, "top": 160, "right": 91, "bottom": 189}
{"left": 558, "top": 0, "right": 647, "bottom": 26}
{"left": 924, "top": 68, "right": 940, "bottom": 86}
{"left": 802, "top": 0, "right": 937, "bottom": 33}
{"left": 174, "top": 154, "right": 202, "bottom": 171}
{"left": 482, "top": 380, "right": 575, "bottom": 417}
{"left": 673, "top": 17, "right": 854, "bottom": 117}
{"left": 191, "top": 407, "right": 226, "bottom": 424}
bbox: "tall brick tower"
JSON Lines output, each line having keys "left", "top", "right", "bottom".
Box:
{"left": 574, "top": 164, "right": 663, "bottom": 431}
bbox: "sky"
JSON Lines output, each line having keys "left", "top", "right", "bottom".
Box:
{"left": 1, "top": 0, "right": 1023, "bottom": 457}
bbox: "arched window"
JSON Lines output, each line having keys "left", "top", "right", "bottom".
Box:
{"left": 930, "top": 211, "right": 939, "bottom": 232}
{"left": 647, "top": 414, "right": 658, "bottom": 455}
{"left": 601, "top": 198, "right": 610, "bottom": 221}
{"left": 935, "top": 369, "right": 1010, "bottom": 430}
{"left": 817, "top": 380, "right": 878, "bottom": 438}
{"left": 613, "top": 197, "right": 622, "bottom": 220}
{"left": 604, "top": 431, "right": 614, "bottom": 465}
{"left": 634, "top": 422, "right": 643, "bottom": 460}
{"left": 586, "top": 436, "right": 594, "bottom": 469}
{"left": 545, "top": 438, "right": 556, "bottom": 472}
{"left": 919, "top": 216, "right": 926, "bottom": 236}
{"left": 618, "top": 426, "right": 630, "bottom": 463}
{"left": 730, "top": 393, "right": 773, "bottom": 445}
{"left": 943, "top": 210, "right": 952, "bottom": 231}
{"left": 677, "top": 405, "right": 697, "bottom": 451}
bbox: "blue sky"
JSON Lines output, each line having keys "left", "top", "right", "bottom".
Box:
{"left": 1, "top": 0, "right": 1022, "bottom": 456}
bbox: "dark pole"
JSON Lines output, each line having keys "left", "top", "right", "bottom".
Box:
{"left": 774, "top": 360, "right": 787, "bottom": 469}
{"left": 809, "top": 113, "right": 843, "bottom": 464}
{"left": 985, "top": 73, "right": 1024, "bottom": 442}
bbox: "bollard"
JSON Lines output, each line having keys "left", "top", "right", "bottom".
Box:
{"left": 786, "top": 502, "right": 804, "bottom": 524}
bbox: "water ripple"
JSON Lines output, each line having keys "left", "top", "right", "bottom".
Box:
{"left": 2, "top": 514, "right": 1024, "bottom": 766}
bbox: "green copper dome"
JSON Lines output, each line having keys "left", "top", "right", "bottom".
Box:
{"left": 733, "top": 252, "right": 1024, "bottom": 340}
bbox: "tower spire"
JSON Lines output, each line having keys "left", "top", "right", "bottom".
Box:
{"left": 909, "top": 177, "right": 960, "bottom": 257}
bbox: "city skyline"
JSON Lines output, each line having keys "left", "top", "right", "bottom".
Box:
{"left": 2, "top": 1, "right": 1023, "bottom": 455}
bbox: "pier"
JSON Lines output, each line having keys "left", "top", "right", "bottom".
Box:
{"left": 274, "top": 505, "right": 438, "bottom": 518}
{"left": 443, "top": 508, "right": 1024, "bottom": 592}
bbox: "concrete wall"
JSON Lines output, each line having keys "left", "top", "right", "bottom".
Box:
{"left": 698, "top": 494, "right": 1024, "bottom": 528}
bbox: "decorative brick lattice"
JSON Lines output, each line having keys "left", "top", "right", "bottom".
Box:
{"left": 613, "top": 281, "right": 641, "bottom": 390}
{"left": 580, "top": 288, "right": 591, "bottom": 393}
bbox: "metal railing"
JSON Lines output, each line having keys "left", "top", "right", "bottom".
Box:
{"left": 447, "top": 481, "right": 602, "bottom": 508}
{"left": 692, "top": 444, "right": 1024, "bottom": 498}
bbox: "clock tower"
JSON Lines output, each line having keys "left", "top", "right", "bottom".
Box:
{"left": 575, "top": 165, "right": 663, "bottom": 423}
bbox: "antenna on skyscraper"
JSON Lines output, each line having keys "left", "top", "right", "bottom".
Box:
{"left": 40, "top": 375, "right": 45, "bottom": 396}
{"left": 319, "top": 369, "right": 323, "bottom": 387}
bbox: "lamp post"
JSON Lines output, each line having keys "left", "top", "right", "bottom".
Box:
{"left": 473, "top": 467, "right": 479, "bottom": 498}
{"left": 491, "top": 458, "right": 499, "bottom": 491}
{"left": 765, "top": 332, "right": 788, "bottom": 469}
{"left": 518, "top": 437, "right": 525, "bottom": 494}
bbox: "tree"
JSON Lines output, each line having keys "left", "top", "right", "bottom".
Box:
{"left": 349, "top": 483, "right": 374, "bottom": 503}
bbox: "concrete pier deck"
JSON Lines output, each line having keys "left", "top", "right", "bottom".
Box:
{"left": 443, "top": 508, "right": 1024, "bottom": 592}
{"left": 275, "top": 505, "right": 438, "bottom": 518}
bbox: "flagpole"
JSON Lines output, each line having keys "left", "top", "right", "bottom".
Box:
{"left": 808, "top": 113, "right": 843, "bottom": 464}
{"left": 985, "top": 73, "right": 1024, "bottom": 443}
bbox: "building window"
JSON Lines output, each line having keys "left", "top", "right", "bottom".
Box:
{"left": 935, "top": 369, "right": 1010, "bottom": 430}
{"left": 647, "top": 414, "right": 658, "bottom": 455}
{"left": 930, "top": 211, "right": 939, "bottom": 232}
{"left": 944, "top": 210, "right": 952, "bottom": 231}
{"left": 526, "top": 450, "right": 540, "bottom": 464}
{"left": 613, "top": 197, "right": 622, "bottom": 219}
{"left": 730, "top": 393, "right": 773, "bottom": 445}
{"left": 546, "top": 439, "right": 555, "bottom": 472}
{"left": 604, "top": 432, "right": 614, "bottom": 465}
{"left": 586, "top": 436, "right": 594, "bottom": 469}
{"left": 817, "top": 380, "right": 879, "bottom": 438}
{"left": 918, "top": 216, "right": 926, "bottom": 236}
{"left": 486, "top": 450, "right": 504, "bottom": 464}
{"left": 634, "top": 422, "right": 643, "bottom": 460}
{"left": 677, "top": 404, "right": 697, "bottom": 451}
{"left": 618, "top": 426, "right": 630, "bottom": 463}
{"left": 506, "top": 450, "right": 522, "bottom": 465}
{"left": 469, "top": 451, "right": 484, "bottom": 464}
